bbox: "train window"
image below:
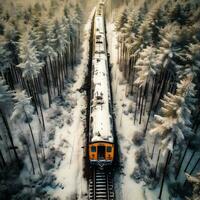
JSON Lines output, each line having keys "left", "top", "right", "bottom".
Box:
{"left": 91, "top": 146, "right": 96, "bottom": 152}
{"left": 107, "top": 146, "right": 112, "bottom": 152}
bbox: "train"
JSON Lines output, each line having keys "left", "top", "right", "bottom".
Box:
{"left": 88, "top": 2, "right": 115, "bottom": 168}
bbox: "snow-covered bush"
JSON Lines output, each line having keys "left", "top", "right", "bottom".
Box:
{"left": 44, "top": 148, "right": 64, "bottom": 170}
{"left": 131, "top": 166, "right": 144, "bottom": 183}
{"left": 135, "top": 148, "right": 149, "bottom": 165}
{"left": 81, "top": 108, "right": 86, "bottom": 115}
{"left": 66, "top": 115, "right": 73, "bottom": 125}
{"left": 47, "top": 108, "right": 62, "bottom": 121}
{"left": 132, "top": 147, "right": 156, "bottom": 187}
{"left": 132, "top": 131, "right": 145, "bottom": 146}
{"left": 45, "top": 126, "right": 56, "bottom": 142}
{"left": 127, "top": 103, "right": 133, "bottom": 113}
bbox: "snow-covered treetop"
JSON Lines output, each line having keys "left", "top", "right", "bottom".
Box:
{"left": 134, "top": 46, "right": 159, "bottom": 87}
{"left": 149, "top": 75, "right": 195, "bottom": 154}
{"left": 34, "top": 19, "right": 54, "bottom": 60}
{"left": 115, "top": 8, "right": 128, "bottom": 32}
{"left": 11, "top": 90, "right": 34, "bottom": 122}
{"left": 176, "top": 75, "right": 196, "bottom": 111}
{"left": 17, "top": 31, "right": 43, "bottom": 80}
{"left": 155, "top": 23, "right": 182, "bottom": 68}
{"left": 175, "top": 43, "right": 200, "bottom": 80}
{"left": 48, "top": 19, "right": 69, "bottom": 54}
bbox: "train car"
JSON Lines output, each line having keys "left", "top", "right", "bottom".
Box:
{"left": 88, "top": 2, "right": 114, "bottom": 168}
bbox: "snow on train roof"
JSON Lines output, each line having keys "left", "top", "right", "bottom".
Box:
{"left": 90, "top": 9, "right": 113, "bottom": 143}
{"left": 95, "top": 12, "right": 105, "bottom": 34}
{"left": 91, "top": 58, "right": 113, "bottom": 143}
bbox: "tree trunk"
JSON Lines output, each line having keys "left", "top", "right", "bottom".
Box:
{"left": 144, "top": 75, "right": 157, "bottom": 136}
{"left": 25, "top": 143, "right": 35, "bottom": 174}
{"left": 139, "top": 86, "right": 145, "bottom": 124}
{"left": 184, "top": 151, "right": 196, "bottom": 172}
{"left": 158, "top": 151, "right": 171, "bottom": 200}
{"left": 143, "top": 82, "right": 149, "bottom": 116}
{"left": 70, "top": 35, "right": 74, "bottom": 70}
{"left": 64, "top": 49, "right": 68, "bottom": 78}
{"left": 138, "top": 87, "right": 143, "bottom": 113}
{"left": 155, "top": 149, "right": 161, "bottom": 177}
{"left": 26, "top": 80, "right": 42, "bottom": 128}
{"left": 189, "top": 157, "right": 200, "bottom": 175}
{"left": 44, "top": 62, "right": 51, "bottom": 107}
{"left": 134, "top": 86, "right": 139, "bottom": 124}
{"left": 0, "top": 108, "right": 20, "bottom": 167}
{"left": 48, "top": 56, "right": 56, "bottom": 96}
{"left": 0, "top": 149, "right": 6, "bottom": 168}
{"left": 32, "top": 79, "right": 45, "bottom": 131}
{"left": 24, "top": 109, "right": 43, "bottom": 176}
{"left": 154, "top": 70, "right": 169, "bottom": 112}
{"left": 2, "top": 133, "right": 12, "bottom": 162}
{"left": 175, "top": 143, "right": 189, "bottom": 180}
{"left": 151, "top": 137, "right": 157, "bottom": 159}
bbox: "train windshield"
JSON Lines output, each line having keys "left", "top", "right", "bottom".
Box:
{"left": 98, "top": 146, "right": 105, "bottom": 160}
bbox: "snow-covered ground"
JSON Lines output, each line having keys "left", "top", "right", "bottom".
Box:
{"left": 106, "top": 22, "right": 170, "bottom": 200}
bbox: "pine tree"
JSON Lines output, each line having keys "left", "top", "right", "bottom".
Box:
{"left": 115, "top": 8, "right": 128, "bottom": 32}
{"left": 18, "top": 134, "right": 35, "bottom": 174}
{"left": 150, "top": 76, "right": 195, "bottom": 158}
{"left": 17, "top": 31, "right": 45, "bottom": 130}
{"left": 17, "top": 32, "right": 43, "bottom": 79}
{"left": 0, "top": 77, "right": 20, "bottom": 166}
{"left": 134, "top": 46, "right": 158, "bottom": 124}
{"left": 49, "top": 19, "right": 68, "bottom": 94}
{"left": 36, "top": 19, "right": 55, "bottom": 106}
{"left": 11, "top": 90, "right": 42, "bottom": 175}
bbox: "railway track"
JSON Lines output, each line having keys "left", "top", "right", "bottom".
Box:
{"left": 89, "top": 168, "right": 114, "bottom": 200}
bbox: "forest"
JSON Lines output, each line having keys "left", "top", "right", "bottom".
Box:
{"left": 0, "top": 0, "right": 89, "bottom": 199}
{"left": 113, "top": 0, "right": 200, "bottom": 199}
{"left": 0, "top": 0, "right": 200, "bottom": 199}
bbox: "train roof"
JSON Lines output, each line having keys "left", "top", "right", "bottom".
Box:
{"left": 90, "top": 6, "right": 114, "bottom": 143}
{"left": 91, "top": 57, "right": 113, "bottom": 143}
{"left": 95, "top": 16, "right": 104, "bottom": 33}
